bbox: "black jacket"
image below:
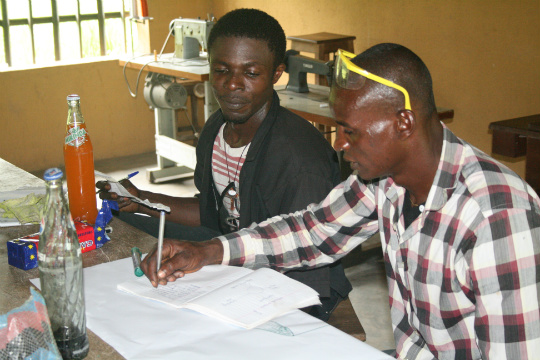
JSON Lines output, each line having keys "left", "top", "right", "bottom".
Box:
{"left": 194, "top": 91, "right": 349, "bottom": 297}
{"left": 196, "top": 91, "right": 341, "bottom": 230}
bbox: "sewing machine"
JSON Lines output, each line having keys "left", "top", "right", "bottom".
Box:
{"left": 170, "top": 18, "right": 214, "bottom": 60}
{"left": 284, "top": 49, "right": 333, "bottom": 93}
{"left": 136, "top": 17, "right": 216, "bottom": 183}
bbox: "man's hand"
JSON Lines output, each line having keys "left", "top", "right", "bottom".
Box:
{"left": 140, "top": 238, "right": 224, "bottom": 287}
{"left": 96, "top": 179, "right": 140, "bottom": 212}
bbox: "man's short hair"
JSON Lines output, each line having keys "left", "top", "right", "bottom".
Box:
{"left": 354, "top": 43, "right": 437, "bottom": 117}
{"left": 207, "top": 8, "right": 286, "bottom": 69}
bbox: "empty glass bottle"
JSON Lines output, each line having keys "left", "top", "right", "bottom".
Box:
{"left": 38, "top": 168, "right": 89, "bottom": 359}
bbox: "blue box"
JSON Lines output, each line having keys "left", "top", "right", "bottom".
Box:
{"left": 7, "top": 234, "right": 39, "bottom": 270}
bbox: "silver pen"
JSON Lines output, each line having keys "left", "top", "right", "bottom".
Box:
{"left": 156, "top": 211, "right": 166, "bottom": 274}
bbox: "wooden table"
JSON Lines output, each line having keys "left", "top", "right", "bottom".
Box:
{"left": 0, "top": 159, "right": 367, "bottom": 357}
{"left": 0, "top": 158, "right": 153, "bottom": 358}
{"left": 287, "top": 32, "right": 356, "bottom": 86}
{"left": 119, "top": 55, "right": 209, "bottom": 82}
{"left": 119, "top": 54, "right": 215, "bottom": 183}
{"left": 489, "top": 114, "right": 540, "bottom": 195}
{"left": 0, "top": 219, "right": 157, "bottom": 359}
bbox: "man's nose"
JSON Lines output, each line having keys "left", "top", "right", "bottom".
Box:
{"left": 333, "top": 128, "right": 349, "bottom": 152}
{"left": 225, "top": 72, "right": 244, "bottom": 91}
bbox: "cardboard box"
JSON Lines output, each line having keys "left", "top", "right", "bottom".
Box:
{"left": 7, "top": 233, "right": 39, "bottom": 270}
{"left": 7, "top": 222, "right": 97, "bottom": 270}
{"left": 75, "top": 221, "right": 97, "bottom": 253}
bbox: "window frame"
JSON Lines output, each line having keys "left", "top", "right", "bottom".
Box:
{"left": 0, "top": 0, "right": 129, "bottom": 67}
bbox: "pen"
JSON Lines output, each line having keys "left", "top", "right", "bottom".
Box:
{"left": 131, "top": 247, "right": 144, "bottom": 277}
{"left": 119, "top": 171, "right": 139, "bottom": 182}
{"left": 156, "top": 211, "right": 165, "bottom": 274}
{"left": 96, "top": 171, "right": 139, "bottom": 194}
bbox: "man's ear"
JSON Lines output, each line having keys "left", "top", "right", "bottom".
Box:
{"left": 396, "top": 110, "right": 415, "bottom": 140}
{"left": 272, "top": 63, "right": 286, "bottom": 84}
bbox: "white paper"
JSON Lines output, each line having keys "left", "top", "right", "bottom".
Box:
{"left": 31, "top": 258, "right": 393, "bottom": 360}
{"left": 117, "top": 266, "right": 321, "bottom": 329}
{"left": 95, "top": 170, "right": 171, "bottom": 212}
{"left": 118, "top": 265, "right": 251, "bottom": 306}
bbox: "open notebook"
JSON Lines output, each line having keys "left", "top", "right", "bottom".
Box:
{"left": 117, "top": 265, "right": 321, "bottom": 329}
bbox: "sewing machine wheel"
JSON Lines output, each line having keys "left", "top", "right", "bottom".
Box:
{"left": 144, "top": 73, "right": 188, "bottom": 109}
{"left": 164, "top": 83, "right": 188, "bottom": 108}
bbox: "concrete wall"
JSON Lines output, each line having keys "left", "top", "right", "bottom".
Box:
{"left": 0, "top": 0, "right": 211, "bottom": 173}
{"left": 0, "top": 58, "right": 155, "bottom": 172}
{"left": 211, "top": 0, "right": 540, "bottom": 178}
{"left": 1, "top": 0, "right": 539, "bottom": 179}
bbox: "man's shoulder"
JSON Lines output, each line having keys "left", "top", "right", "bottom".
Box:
{"left": 458, "top": 141, "right": 539, "bottom": 214}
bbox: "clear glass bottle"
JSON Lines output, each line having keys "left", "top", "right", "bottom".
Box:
{"left": 64, "top": 94, "right": 98, "bottom": 224}
{"left": 38, "top": 168, "right": 89, "bottom": 359}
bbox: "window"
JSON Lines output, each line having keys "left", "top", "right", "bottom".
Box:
{"left": 0, "top": 0, "right": 131, "bottom": 68}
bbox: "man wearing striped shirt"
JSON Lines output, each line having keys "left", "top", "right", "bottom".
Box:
{"left": 99, "top": 9, "right": 352, "bottom": 321}
{"left": 142, "top": 42, "right": 540, "bottom": 359}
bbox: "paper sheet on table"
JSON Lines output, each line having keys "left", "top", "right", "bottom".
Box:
{"left": 95, "top": 170, "right": 170, "bottom": 212}
{"left": 30, "top": 257, "right": 392, "bottom": 360}
{"left": 117, "top": 265, "right": 321, "bottom": 329}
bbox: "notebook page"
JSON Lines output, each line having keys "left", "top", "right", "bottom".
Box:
{"left": 117, "top": 265, "right": 252, "bottom": 307}
{"left": 185, "top": 268, "right": 320, "bottom": 329}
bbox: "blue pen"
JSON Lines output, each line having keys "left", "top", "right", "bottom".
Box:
{"left": 119, "top": 171, "right": 139, "bottom": 182}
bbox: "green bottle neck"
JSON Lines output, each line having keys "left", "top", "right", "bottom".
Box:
{"left": 66, "top": 100, "right": 85, "bottom": 126}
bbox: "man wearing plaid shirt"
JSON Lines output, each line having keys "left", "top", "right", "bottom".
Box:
{"left": 142, "top": 43, "right": 540, "bottom": 359}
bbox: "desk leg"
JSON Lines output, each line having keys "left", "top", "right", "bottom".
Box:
{"left": 146, "top": 108, "right": 195, "bottom": 183}
{"left": 204, "top": 81, "right": 219, "bottom": 120}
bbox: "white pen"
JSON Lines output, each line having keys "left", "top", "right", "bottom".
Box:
{"left": 156, "top": 211, "right": 166, "bottom": 274}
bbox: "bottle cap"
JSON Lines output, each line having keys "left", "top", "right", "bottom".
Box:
{"left": 43, "top": 168, "right": 63, "bottom": 181}
{"left": 67, "top": 94, "right": 80, "bottom": 101}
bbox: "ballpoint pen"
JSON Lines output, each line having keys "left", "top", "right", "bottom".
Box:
{"left": 96, "top": 171, "right": 139, "bottom": 194}
{"left": 156, "top": 211, "right": 166, "bottom": 274}
{"left": 118, "top": 171, "right": 139, "bottom": 182}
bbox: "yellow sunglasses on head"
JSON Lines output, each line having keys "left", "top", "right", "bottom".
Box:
{"left": 334, "top": 49, "right": 411, "bottom": 110}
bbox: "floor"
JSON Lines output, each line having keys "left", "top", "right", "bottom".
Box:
{"left": 37, "top": 152, "right": 395, "bottom": 351}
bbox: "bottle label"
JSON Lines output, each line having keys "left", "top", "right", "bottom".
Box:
{"left": 65, "top": 127, "right": 87, "bottom": 148}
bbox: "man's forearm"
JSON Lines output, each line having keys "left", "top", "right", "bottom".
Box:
{"left": 136, "top": 190, "right": 201, "bottom": 226}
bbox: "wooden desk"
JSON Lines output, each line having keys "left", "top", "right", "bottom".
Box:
{"left": 1, "top": 220, "right": 157, "bottom": 360}
{"left": 0, "top": 160, "right": 156, "bottom": 359}
{"left": 119, "top": 54, "right": 209, "bottom": 81}
{"left": 489, "top": 114, "right": 540, "bottom": 195}
{"left": 287, "top": 32, "right": 356, "bottom": 60}
{"left": 119, "top": 54, "right": 215, "bottom": 183}
{"left": 0, "top": 159, "right": 368, "bottom": 357}
{"left": 287, "top": 32, "right": 356, "bottom": 86}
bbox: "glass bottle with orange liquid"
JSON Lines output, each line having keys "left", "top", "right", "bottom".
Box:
{"left": 64, "top": 94, "right": 98, "bottom": 224}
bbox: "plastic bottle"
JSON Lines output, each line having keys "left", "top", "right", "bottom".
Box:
{"left": 38, "top": 168, "right": 89, "bottom": 359}
{"left": 63, "top": 94, "right": 98, "bottom": 224}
